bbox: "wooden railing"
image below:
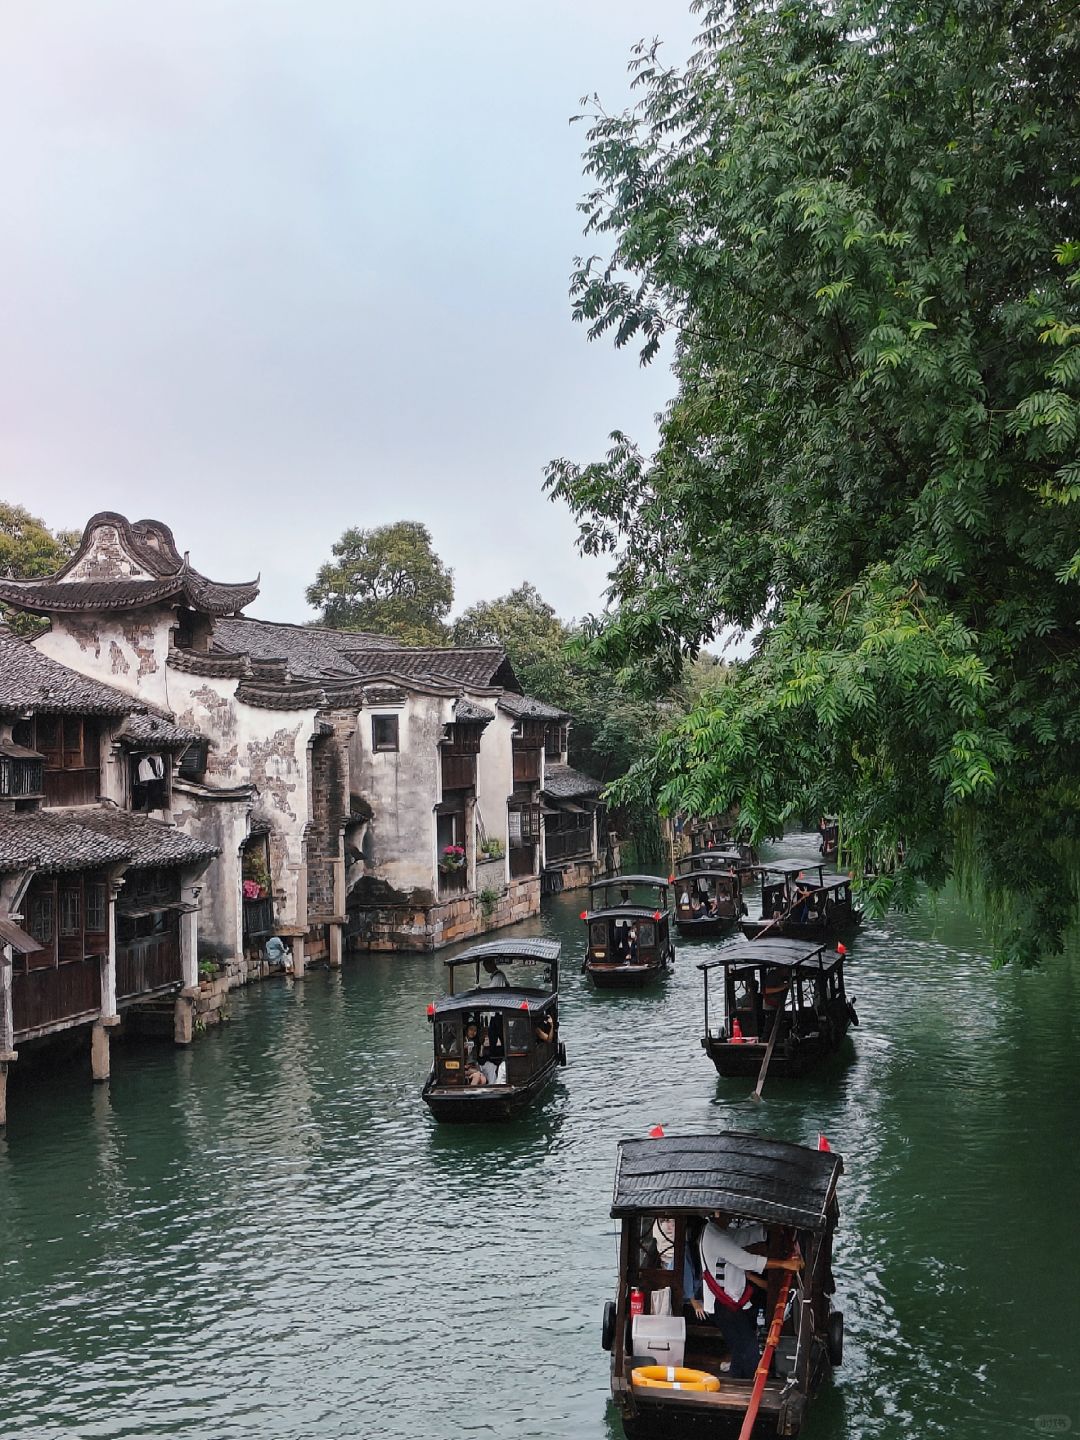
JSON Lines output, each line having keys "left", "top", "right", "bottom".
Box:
{"left": 512, "top": 748, "right": 542, "bottom": 783}
{"left": 0, "top": 757, "right": 44, "bottom": 799}
{"left": 545, "top": 828, "right": 594, "bottom": 864}
{"left": 116, "top": 935, "right": 183, "bottom": 1001}
{"left": 12, "top": 957, "right": 101, "bottom": 1037}
{"left": 43, "top": 768, "right": 100, "bottom": 807}
{"left": 441, "top": 752, "right": 476, "bottom": 792}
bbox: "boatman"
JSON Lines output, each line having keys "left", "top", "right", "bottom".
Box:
{"left": 689, "top": 1213, "right": 802, "bottom": 1378}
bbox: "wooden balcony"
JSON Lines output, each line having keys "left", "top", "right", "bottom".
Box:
{"left": 243, "top": 897, "right": 275, "bottom": 940}
{"left": 441, "top": 752, "right": 476, "bottom": 792}
{"left": 12, "top": 957, "right": 102, "bottom": 1039}
{"left": 0, "top": 756, "right": 44, "bottom": 800}
{"left": 545, "top": 827, "right": 594, "bottom": 864}
{"left": 116, "top": 934, "right": 183, "bottom": 1003}
{"left": 43, "top": 768, "right": 100, "bottom": 808}
{"left": 512, "top": 748, "right": 542, "bottom": 783}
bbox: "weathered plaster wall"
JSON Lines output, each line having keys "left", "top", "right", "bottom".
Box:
{"left": 35, "top": 609, "right": 175, "bottom": 710}
{"left": 170, "top": 781, "right": 250, "bottom": 960}
{"left": 350, "top": 694, "right": 447, "bottom": 899}
{"left": 475, "top": 702, "right": 512, "bottom": 887}
{"left": 349, "top": 875, "right": 540, "bottom": 952}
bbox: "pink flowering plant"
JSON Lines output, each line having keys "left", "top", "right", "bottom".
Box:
{"left": 243, "top": 879, "right": 266, "bottom": 901}
{"left": 439, "top": 844, "right": 467, "bottom": 872}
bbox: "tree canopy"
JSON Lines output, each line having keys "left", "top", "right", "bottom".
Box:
{"left": 0, "top": 503, "right": 78, "bottom": 637}
{"left": 546, "top": 0, "right": 1080, "bottom": 962}
{"left": 306, "top": 521, "right": 454, "bottom": 644}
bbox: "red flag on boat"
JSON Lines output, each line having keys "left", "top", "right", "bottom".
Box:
{"left": 649, "top": 1124, "right": 665, "bottom": 1138}
{"left": 836, "top": 942, "right": 847, "bottom": 956}
{"left": 818, "top": 1133, "right": 831, "bottom": 1152}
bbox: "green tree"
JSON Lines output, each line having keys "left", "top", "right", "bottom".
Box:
{"left": 0, "top": 503, "right": 78, "bottom": 637}
{"left": 306, "top": 521, "right": 454, "bottom": 644}
{"left": 451, "top": 584, "right": 569, "bottom": 698}
{"left": 547, "top": 0, "right": 1080, "bottom": 963}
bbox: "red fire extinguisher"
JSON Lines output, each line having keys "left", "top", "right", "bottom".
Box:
{"left": 630, "top": 1287, "right": 645, "bottom": 1316}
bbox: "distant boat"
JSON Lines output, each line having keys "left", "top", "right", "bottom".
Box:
{"left": 580, "top": 876, "right": 675, "bottom": 988}
{"left": 739, "top": 859, "right": 860, "bottom": 941}
{"left": 421, "top": 938, "right": 565, "bottom": 1122}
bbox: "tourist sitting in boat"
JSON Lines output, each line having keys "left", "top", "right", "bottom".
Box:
{"left": 483, "top": 956, "right": 510, "bottom": 988}
{"left": 534, "top": 1011, "right": 555, "bottom": 1044}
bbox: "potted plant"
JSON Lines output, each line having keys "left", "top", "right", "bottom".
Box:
{"left": 480, "top": 838, "right": 504, "bottom": 860}
{"left": 242, "top": 852, "right": 271, "bottom": 899}
{"left": 439, "top": 843, "right": 467, "bottom": 873}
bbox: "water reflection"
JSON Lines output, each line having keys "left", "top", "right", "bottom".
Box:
{"left": 0, "top": 834, "right": 1076, "bottom": 1439}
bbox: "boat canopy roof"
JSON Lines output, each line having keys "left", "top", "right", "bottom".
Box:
{"left": 590, "top": 875, "right": 670, "bottom": 890}
{"left": 431, "top": 989, "right": 554, "bottom": 1017}
{"left": 678, "top": 869, "right": 740, "bottom": 885}
{"left": 697, "top": 937, "right": 839, "bottom": 974}
{"left": 611, "top": 1131, "right": 843, "bottom": 1231}
{"left": 583, "top": 906, "right": 666, "bottom": 922}
{"left": 443, "top": 938, "right": 561, "bottom": 968}
{"left": 761, "top": 859, "right": 826, "bottom": 876}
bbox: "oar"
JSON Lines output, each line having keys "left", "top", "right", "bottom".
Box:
{"left": 748, "top": 881, "right": 830, "bottom": 943}
{"left": 751, "top": 977, "right": 791, "bottom": 1102}
{"left": 737, "top": 1267, "right": 795, "bottom": 1440}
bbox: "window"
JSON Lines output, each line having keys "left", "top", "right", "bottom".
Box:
{"left": 589, "top": 921, "right": 607, "bottom": 948}
{"left": 59, "top": 887, "right": 81, "bottom": 937}
{"left": 29, "top": 892, "right": 54, "bottom": 944}
{"left": 436, "top": 1021, "right": 460, "bottom": 1057}
{"left": 372, "top": 715, "right": 399, "bottom": 752}
{"left": 177, "top": 740, "right": 209, "bottom": 781}
{"left": 509, "top": 805, "right": 540, "bottom": 845}
{"left": 86, "top": 882, "right": 108, "bottom": 934}
{"left": 637, "top": 922, "right": 656, "bottom": 948}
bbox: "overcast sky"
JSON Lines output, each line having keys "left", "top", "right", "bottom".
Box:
{"left": 0, "top": 1, "right": 701, "bottom": 627}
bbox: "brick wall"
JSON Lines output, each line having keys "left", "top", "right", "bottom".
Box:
{"left": 348, "top": 877, "right": 541, "bottom": 953}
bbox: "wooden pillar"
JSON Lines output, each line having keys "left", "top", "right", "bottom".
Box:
{"left": 292, "top": 935, "right": 306, "bottom": 979}
{"left": 0, "top": 1061, "right": 8, "bottom": 1129}
{"left": 100, "top": 875, "right": 121, "bottom": 1022}
{"left": 329, "top": 852, "right": 345, "bottom": 969}
{"left": 173, "top": 992, "right": 195, "bottom": 1045}
{"left": 0, "top": 943, "right": 14, "bottom": 1057}
{"left": 90, "top": 1022, "right": 110, "bottom": 1083}
{"left": 179, "top": 873, "right": 202, "bottom": 990}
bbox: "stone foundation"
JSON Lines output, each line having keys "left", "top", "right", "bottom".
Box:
{"left": 546, "top": 857, "right": 604, "bottom": 892}
{"left": 349, "top": 876, "right": 541, "bottom": 953}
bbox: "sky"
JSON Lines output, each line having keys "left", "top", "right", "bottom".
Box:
{"left": 0, "top": 1, "right": 702, "bottom": 627}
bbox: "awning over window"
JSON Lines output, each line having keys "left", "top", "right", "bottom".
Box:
{"left": 0, "top": 916, "right": 44, "bottom": 954}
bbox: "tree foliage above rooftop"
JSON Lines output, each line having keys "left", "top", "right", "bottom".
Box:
{"left": 0, "top": 502, "right": 78, "bottom": 637}
{"left": 305, "top": 521, "right": 455, "bottom": 645}
{"left": 546, "top": 0, "right": 1080, "bottom": 962}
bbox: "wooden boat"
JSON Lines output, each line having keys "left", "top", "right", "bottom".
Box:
{"left": 673, "top": 869, "right": 745, "bottom": 938}
{"left": 421, "top": 938, "right": 565, "bottom": 1122}
{"left": 677, "top": 844, "right": 758, "bottom": 882}
{"left": 699, "top": 937, "right": 857, "bottom": 1079}
{"left": 740, "top": 860, "right": 860, "bottom": 941}
{"left": 604, "top": 1131, "right": 845, "bottom": 1439}
{"left": 581, "top": 876, "right": 675, "bottom": 988}
{"left": 817, "top": 818, "right": 839, "bottom": 860}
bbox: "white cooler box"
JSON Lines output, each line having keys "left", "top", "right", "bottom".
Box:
{"left": 631, "top": 1315, "right": 686, "bottom": 1367}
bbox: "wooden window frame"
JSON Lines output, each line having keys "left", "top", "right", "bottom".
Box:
{"left": 372, "top": 714, "right": 399, "bottom": 753}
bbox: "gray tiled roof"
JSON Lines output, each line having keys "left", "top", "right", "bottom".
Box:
{"left": 542, "top": 763, "right": 604, "bottom": 799}
{"left": 115, "top": 712, "right": 201, "bottom": 750}
{"left": 212, "top": 617, "right": 516, "bottom": 692}
{"left": 498, "top": 692, "right": 569, "bottom": 721}
{"left": 0, "top": 807, "right": 219, "bottom": 873}
{"left": 0, "top": 630, "right": 135, "bottom": 716}
{"left": 454, "top": 699, "right": 495, "bottom": 724}
{"left": 0, "top": 513, "right": 259, "bottom": 617}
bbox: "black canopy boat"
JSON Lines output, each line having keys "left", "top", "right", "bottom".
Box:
{"left": 677, "top": 844, "right": 758, "bottom": 883}
{"left": 698, "top": 938, "right": 857, "bottom": 1079}
{"left": 817, "top": 818, "right": 839, "bottom": 861}
{"left": 603, "top": 1131, "right": 844, "bottom": 1439}
{"left": 740, "top": 860, "right": 859, "bottom": 942}
{"left": 581, "top": 876, "right": 675, "bottom": 988}
{"left": 421, "top": 938, "right": 565, "bottom": 1122}
{"left": 674, "top": 870, "right": 746, "bottom": 939}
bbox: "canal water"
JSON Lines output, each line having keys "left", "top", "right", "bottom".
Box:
{"left": 1, "top": 834, "right": 1077, "bottom": 1440}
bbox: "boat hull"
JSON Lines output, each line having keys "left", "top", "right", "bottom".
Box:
{"left": 675, "top": 916, "right": 736, "bottom": 939}
{"left": 421, "top": 1061, "right": 557, "bottom": 1122}
{"left": 739, "top": 913, "right": 860, "bottom": 943}
{"left": 702, "top": 1005, "right": 853, "bottom": 1079}
{"left": 584, "top": 952, "right": 672, "bottom": 988}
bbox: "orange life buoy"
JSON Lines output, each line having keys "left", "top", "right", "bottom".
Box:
{"left": 631, "top": 1365, "right": 721, "bottom": 1393}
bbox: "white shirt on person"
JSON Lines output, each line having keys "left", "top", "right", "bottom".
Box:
{"left": 699, "top": 1221, "right": 767, "bottom": 1312}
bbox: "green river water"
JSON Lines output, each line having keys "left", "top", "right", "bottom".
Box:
{"left": 1, "top": 833, "right": 1077, "bottom": 1440}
